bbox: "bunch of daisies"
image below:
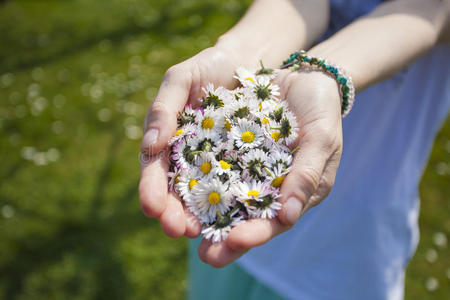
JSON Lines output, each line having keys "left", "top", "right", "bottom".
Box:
{"left": 168, "top": 64, "right": 298, "bottom": 243}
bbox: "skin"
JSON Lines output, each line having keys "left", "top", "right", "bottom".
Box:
{"left": 139, "top": 0, "right": 450, "bottom": 268}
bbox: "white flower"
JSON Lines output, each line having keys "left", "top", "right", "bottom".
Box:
{"left": 246, "top": 193, "right": 282, "bottom": 219}
{"left": 229, "top": 119, "right": 264, "bottom": 149}
{"left": 225, "top": 97, "right": 259, "bottom": 120}
{"left": 277, "top": 109, "right": 299, "bottom": 145}
{"left": 202, "top": 83, "right": 232, "bottom": 108}
{"left": 177, "top": 104, "right": 202, "bottom": 126}
{"left": 202, "top": 213, "right": 243, "bottom": 243}
{"left": 169, "top": 122, "right": 197, "bottom": 146}
{"left": 233, "top": 180, "right": 272, "bottom": 203}
{"left": 195, "top": 106, "right": 225, "bottom": 132}
{"left": 267, "top": 165, "right": 290, "bottom": 188}
{"left": 190, "top": 179, "right": 233, "bottom": 223}
{"left": 171, "top": 138, "right": 194, "bottom": 170}
{"left": 175, "top": 168, "right": 203, "bottom": 201}
{"left": 240, "top": 148, "right": 269, "bottom": 179}
{"left": 194, "top": 152, "right": 218, "bottom": 177}
{"left": 214, "top": 159, "right": 233, "bottom": 176}
{"left": 252, "top": 76, "right": 280, "bottom": 101}
{"left": 268, "top": 149, "right": 293, "bottom": 169}
{"left": 234, "top": 67, "right": 257, "bottom": 88}
{"left": 188, "top": 129, "right": 221, "bottom": 152}
{"left": 167, "top": 166, "right": 182, "bottom": 192}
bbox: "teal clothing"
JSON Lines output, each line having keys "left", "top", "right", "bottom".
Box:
{"left": 187, "top": 238, "right": 284, "bottom": 300}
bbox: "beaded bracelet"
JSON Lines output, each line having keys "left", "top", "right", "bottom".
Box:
{"left": 281, "top": 50, "right": 355, "bottom": 117}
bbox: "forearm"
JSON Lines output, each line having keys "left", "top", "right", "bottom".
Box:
{"left": 215, "top": 0, "right": 329, "bottom": 69}
{"left": 308, "top": 0, "right": 450, "bottom": 92}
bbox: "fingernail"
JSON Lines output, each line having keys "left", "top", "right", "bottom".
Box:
{"left": 285, "top": 197, "right": 303, "bottom": 225}
{"left": 143, "top": 128, "right": 159, "bottom": 150}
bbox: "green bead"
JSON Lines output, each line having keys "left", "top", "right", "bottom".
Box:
{"left": 341, "top": 85, "right": 350, "bottom": 93}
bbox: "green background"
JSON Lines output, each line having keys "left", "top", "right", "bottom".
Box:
{"left": 0, "top": 0, "right": 448, "bottom": 299}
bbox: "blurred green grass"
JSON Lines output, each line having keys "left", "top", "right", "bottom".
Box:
{"left": 0, "top": 0, "right": 448, "bottom": 299}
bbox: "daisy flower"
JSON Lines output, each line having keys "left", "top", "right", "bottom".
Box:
{"left": 201, "top": 83, "right": 232, "bottom": 108}
{"left": 234, "top": 180, "right": 272, "bottom": 203}
{"left": 202, "top": 210, "right": 243, "bottom": 243}
{"left": 252, "top": 76, "right": 280, "bottom": 101}
{"left": 246, "top": 193, "right": 282, "bottom": 219}
{"left": 171, "top": 139, "right": 197, "bottom": 170}
{"left": 194, "top": 152, "right": 218, "bottom": 177}
{"left": 229, "top": 119, "right": 264, "bottom": 149}
{"left": 240, "top": 148, "right": 269, "bottom": 179}
{"left": 196, "top": 106, "right": 225, "bottom": 132}
{"left": 169, "top": 122, "right": 197, "bottom": 146}
{"left": 254, "top": 61, "right": 280, "bottom": 80}
{"left": 268, "top": 149, "right": 293, "bottom": 169}
{"left": 188, "top": 129, "right": 221, "bottom": 152}
{"left": 276, "top": 110, "right": 299, "bottom": 145}
{"left": 167, "top": 165, "right": 183, "bottom": 192}
{"left": 177, "top": 104, "right": 202, "bottom": 127}
{"left": 175, "top": 168, "right": 203, "bottom": 201}
{"left": 267, "top": 165, "right": 290, "bottom": 188}
{"left": 234, "top": 67, "right": 257, "bottom": 88}
{"left": 190, "top": 179, "right": 233, "bottom": 223}
{"left": 225, "top": 96, "right": 259, "bottom": 120}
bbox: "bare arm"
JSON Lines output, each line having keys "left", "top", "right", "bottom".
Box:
{"left": 308, "top": 0, "right": 449, "bottom": 92}
{"left": 216, "top": 0, "right": 330, "bottom": 69}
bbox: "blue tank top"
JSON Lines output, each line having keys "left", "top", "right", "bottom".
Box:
{"left": 236, "top": 2, "right": 450, "bottom": 299}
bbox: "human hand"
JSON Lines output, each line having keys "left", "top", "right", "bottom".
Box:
{"left": 139, "top": 46, "right": 241, "bottom": 238}
{"left": 196, "top": 70, "right": 344, "bottom": 267}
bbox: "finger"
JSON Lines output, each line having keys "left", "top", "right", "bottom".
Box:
{"left": 138, "top": 154, "right": 169, "bottom": 218}
{"left": 226, "top": 218, "right": 288, "bottom": 251}
{"left": 300, "top": 149, "right": 341, "bottom": 217}
{"left": 184, "top": 207, "right": 202, "bottom": 238}
{"left": 278, "top": 138, "right": 328, "bottom": 226}
{"left": 141, "top": 64, "right": 192, "bottom": 155}
{"left": 198, "top": 239, "right": 247, "bottom": 268}
{"left": 159, "top": 192, "right": 186, "bottom": 238}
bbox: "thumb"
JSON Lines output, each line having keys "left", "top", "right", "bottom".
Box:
{"left": 278, "top": 139, "right": 328, "bottom": 226}
{"left": 141, "top": 64, "right": 192, "bottom": 155}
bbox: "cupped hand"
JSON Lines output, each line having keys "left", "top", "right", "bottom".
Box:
{"left": 196, "top": 70, "right": 344, "bottom": 267}
{"left": 139, "top": 49, "right": 344, "bottom": 268}
{"left": 139, "top": 46, "right": 240, "bottom": 238}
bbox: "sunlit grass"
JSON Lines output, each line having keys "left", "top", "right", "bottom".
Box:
{"left": 0, "top": 0, "right": 448, "bottom": 299}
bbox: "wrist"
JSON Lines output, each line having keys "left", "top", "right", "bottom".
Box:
{"left": 214, "top": 33, "right": 265, "bottom": 70}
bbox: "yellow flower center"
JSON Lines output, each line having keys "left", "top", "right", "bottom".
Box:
{"left": 208, "top": 192, "right": 221, "bottom": 205}
{"left": 174, "top": 174, "right": 181, "bottom": 184}
{"left": 219, "top": 160, "right": 231, "bottom": 170}
{"left": 262, "top": 117, "right": 269, "bottom": 124}
{"left": 271, "top": 176, "right": 285, "bottom": 188}
{"left": 247, "top": 190, "right": 259, "bottom": 198}
{"left": 241, "top": 131, "right": 255, "bottom": 143}
{"left": 188, "top": 179, "right": 198, "bottom": 190}
{"left": 224, "top": 119, "right": 231, "bottom": 131}
{"left": 202, "top": 117, "right": 214, "bottom": 130}
{"left": 200, "top": 161, "right": 212, "bottom": 174}
{"left": 271, "top": 131, "right": 281, "bottom": 142}
{"left": 174, "top": 128, "right": 183, "bottom": 136}
{"left": 244, "top": 77, "right": 255, "bottom": 83}
{"left": 259, "top": 102, "right": 262, "bottom": 111}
